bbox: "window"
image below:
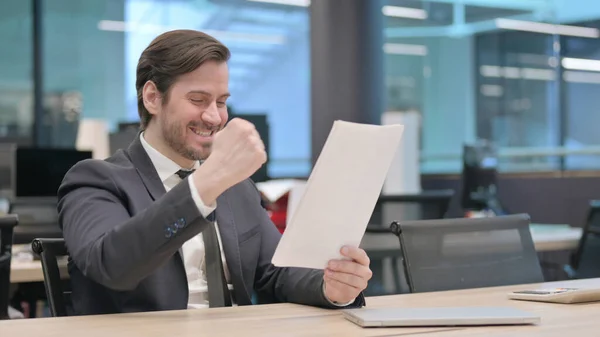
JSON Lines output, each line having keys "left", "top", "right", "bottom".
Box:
{"left": 41, "top": 0, "right": 311, "bottom": 177}
{"left": 561, "top": 20, "right": 600, "bottom": 170}
{"left": 0, "top": 1, "right": 33, "bottom": 145}
{"left": 384, "top": 0, "right": 600, "bottom": 173}
{"left": 121, "top": 0, "right": 311, "bottom": 178}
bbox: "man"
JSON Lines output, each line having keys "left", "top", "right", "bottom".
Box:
{"left": 57, "top": 29, "right": 372, "bottom": 315}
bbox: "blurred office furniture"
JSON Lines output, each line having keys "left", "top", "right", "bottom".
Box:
{"left": 368, "top": 189, "right": 454, "bottom": 233}
{"left": 461, "top": 140, "right": 507, "bottom": 216}
{"left": 0, "top": 214, "right": 18, "bottom": 320}
{"left": 230, "top": 114, "right": 270, "bottom": 182}
{"left": 381, "top": 111, "right": 420, "bottom": 195}
{"left": 0, "top": 144, "right": 16, "bottom": 198}
{"left": 76, "top": 119, "right": 109, "bottom": 160}
{"left": 564, "top": 200, "right": 600, "bottom": 279}
{"left": 10, "top": 148, "right": 92, "bottom": 244}
{"left": 109, "top": 122, "right": 139, "bottom": 155}
{"left": 390, "top": 214, "right": 543, "bottom": 293}
{"left": 255, "top": 179, "right": 307, "bottom": 233}
{"left": 40, "top": 91, "right": 81, "bottom": 148}
{"left": 31, "top": 238, "right": 70, "bottom": 317}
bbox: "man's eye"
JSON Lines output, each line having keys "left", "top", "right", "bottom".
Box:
{"left": 217, "top": 102, "right": 226, "bottom": 107}
{"left": 190, "top": 99, "right": 204, "bottom": 104}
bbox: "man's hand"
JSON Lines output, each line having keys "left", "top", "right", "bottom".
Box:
{"left": 194, "top": 118, "right": 267, "bottom": 204}
{"left": 323, "top": 246, "right": 372, "bottom": 305}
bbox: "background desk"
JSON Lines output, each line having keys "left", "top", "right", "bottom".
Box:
{"left": 10, "top": 245, "right": 68, "bottom": 283}
{"left": 361, "top": 224, "right": 582, "bottom": 255}
{"left": 1, "top": 278, "right": 599, "bottom": 336}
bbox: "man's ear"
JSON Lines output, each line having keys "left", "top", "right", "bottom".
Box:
{"left": 142, "top": 81, "right": 161, "bottom": 117}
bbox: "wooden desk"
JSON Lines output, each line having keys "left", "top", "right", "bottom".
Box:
{"left": 9, "top": 245, "right": 69, "bottom": 283}
{"left": 1, "top": 278, "right": 598, "bottom": 336}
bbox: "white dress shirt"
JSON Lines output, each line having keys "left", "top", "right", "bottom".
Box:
{"left": 139, "top": 133, "right": 232, "bottom": 309}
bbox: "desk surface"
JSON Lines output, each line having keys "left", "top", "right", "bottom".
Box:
{"left": 1, "top": 278, "right": 599, "bottom": 336}
{"left": 361, "top": 224, "right": 582, "bottom": 254}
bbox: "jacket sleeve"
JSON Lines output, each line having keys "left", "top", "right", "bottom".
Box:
{"left": 247, "top": 180, "right": 366, "bottom": 309}
{"left": 57, "top": 159, "right": 211, "bottom": 291}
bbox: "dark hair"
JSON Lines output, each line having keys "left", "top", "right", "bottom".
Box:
{"left": 136, "top": 29, "right": 231, "bottom": 130}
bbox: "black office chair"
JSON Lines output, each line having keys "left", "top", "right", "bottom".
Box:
{"left": 364, "top": 190, "right": 454, "bottom": 296}
{"left": 0, "top": 214, "right": 18, "bottom": 320}
{"left": 31, "top": 238, "right": 70, "bottom": 317}
{"left": 565, "top": 200, "right": 600, "bottom": 279}
{"left": 390, "top": 214, "right": 544, "bottom": 293}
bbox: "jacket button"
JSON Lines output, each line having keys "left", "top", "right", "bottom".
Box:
{"left": 176, "top": 218, "right": 186, "bottom": 228}
{"left": 164, "top": 226, "right": 173, "bottom": 238}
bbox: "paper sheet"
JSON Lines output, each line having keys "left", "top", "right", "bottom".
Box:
{"left": 271, "top": 120, "right": 405, "bottom": 269}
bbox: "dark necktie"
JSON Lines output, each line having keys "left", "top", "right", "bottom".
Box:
{"left": 203, "top": 216, "right": 233, "bottom": 307}
{"left": 175, "top": 169, "right": 195, "bottom": 180}
{"left": 175, "top": 168, "right": 232, "bottom": 307}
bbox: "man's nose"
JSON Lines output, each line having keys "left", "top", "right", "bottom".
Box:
{"left": 202, "top": 102, "right": 222, "bottom": 126}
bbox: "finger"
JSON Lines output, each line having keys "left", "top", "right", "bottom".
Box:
{"left": 325, "top": 268, "right": 366, "bottom": 290}
{"left": 340, "top": 246, "right": 370, "bottom": 266}
{"left": 324, "top": 275, "right": 359, "bottom": 303}
{"left": 249, "top": 134, "right": 264, "bottom": 150}
{"left": 328, "top": 260, "right": 372, "bottom": 280}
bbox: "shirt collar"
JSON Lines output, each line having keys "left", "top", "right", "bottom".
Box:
{"left": 139, "top": 133, "right": 199, "bottom": 183}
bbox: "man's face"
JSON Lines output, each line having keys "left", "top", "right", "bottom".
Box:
{"left": 155, "top": 60, "right": 230, "bottom": 161}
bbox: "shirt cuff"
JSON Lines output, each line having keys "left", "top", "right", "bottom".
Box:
{"left": 323, "top": 282, "right": 354, "bottom": 307}
{"left": 188, "top": 176, "right": 217, "bottom": 218}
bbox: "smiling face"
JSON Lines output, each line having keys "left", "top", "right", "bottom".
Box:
{"left": 143, "top": 60, "right": 230, "bottom": 166}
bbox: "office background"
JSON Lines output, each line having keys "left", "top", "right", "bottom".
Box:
{"left": 1, "top": 0, "right": 600, "bottom": 223}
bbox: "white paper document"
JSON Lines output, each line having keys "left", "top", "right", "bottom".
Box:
{"left": 271, "top": 120, "right": 405, "bottom": 269}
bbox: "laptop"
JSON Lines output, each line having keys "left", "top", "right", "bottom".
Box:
{"left": 342, "top": 307, "right": 541, "bottom": 328}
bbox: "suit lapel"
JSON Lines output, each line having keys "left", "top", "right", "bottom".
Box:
{"left": 216, "top": 191, "right": 251, "bottom": 305}
{"left": 125, "top": 133, "right": 166, "bottom": 201}
{"left": 126, "top": 134, "right": 185, "bottom": 258}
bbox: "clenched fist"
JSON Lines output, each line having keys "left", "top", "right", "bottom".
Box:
{"left": 210, "top": 118, "right": 267, "bottom": 185}
{"left": 193, "top": 118, "right": 267, "bottom": 205}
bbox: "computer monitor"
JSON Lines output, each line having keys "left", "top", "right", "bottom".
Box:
{"left": 461, "top": 140, "right": 504, "bottom": 214}
{"left": 13, "top": 148, "right": 92, "bottom": 198}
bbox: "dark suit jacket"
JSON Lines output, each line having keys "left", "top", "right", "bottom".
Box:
{"left": 57, "top": 136, "right": 365, "bottom": 315}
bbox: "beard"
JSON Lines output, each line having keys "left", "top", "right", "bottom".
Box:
{"left": 160, "top": 115, "right": 212, "bottom": 161}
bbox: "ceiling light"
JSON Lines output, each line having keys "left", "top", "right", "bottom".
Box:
{"left": 247, "top": 0, "right": 310, "bottom": 6}
{"left": 383, "top": 43, "right": 427, "bottom": 56}
{"left": 382, "top": 5, "right": 427, "bottom": 19}
{"left": 97, "top": 20, "right": 286, "bottom": 44}
{"left": 495, "top": 18, "right": 600, "bottom": 38}
{"left": 562, "top": 57, "right": 600, "bottom": 72}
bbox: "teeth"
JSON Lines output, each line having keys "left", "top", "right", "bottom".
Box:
{"left": 190, "top": 128, "right": 212, "bottom": 136}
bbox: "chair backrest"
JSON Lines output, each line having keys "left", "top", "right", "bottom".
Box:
{"left": 369, "top": 190, "right": 454, "bottom": 227}
{"left": 570, "top": 201, "right": 600, "bottom": 279}
{"left": 390, "top": 213, "right": 543, "bottom": 293}
{"left": 31, "top": 238, "right": 69, "bottom": 317}
{"left": 0, "top": 214, "right": 18, "bottom": 320}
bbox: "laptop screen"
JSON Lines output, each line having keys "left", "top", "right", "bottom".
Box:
{"left": 14, "top": 148, "right": 92, "bottom": 197}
